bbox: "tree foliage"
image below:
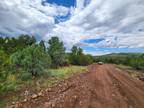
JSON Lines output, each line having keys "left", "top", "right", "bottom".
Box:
{"left": 0, "top": 35, "right": 36, "bottom": 55}
{"left": 0, "top": 49, "right": 10, "bottom": 81}
{"left": 69, "top": 46, "right": 93, "bottom": 65}
{"left": 11, "top": 45, "right": 51, "bottom": 76}
{"left": 48, "top": 37, "right": 66, "bottom": 68}
{"left": 39, "top": 40, "right": 46, "bottom": 51}
{"left": 1, "top": 35, "right": 94, "bottom": 80}
{"left": 0, "top": 49, "right": 9, "bottom": 68}
{"left": 95, "top": 53, "right": 144, "bottom": 70}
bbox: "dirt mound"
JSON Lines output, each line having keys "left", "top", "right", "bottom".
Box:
{"left": 12, "top": 64, "right": 144, "bottom": 108}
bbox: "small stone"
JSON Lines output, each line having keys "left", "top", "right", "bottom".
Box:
{"left": 44, "top": 102, "right": 50, "bottom": 107}
{"left": 79, "top": 101, "right": 82, "bottom": 105}
{"left": 74, "top": 95, "right": 77, "bottom": 99}
{"left": 51, "top": 103, "right": 55, "bottom": 107}
{"left": 112, "top": 94, "right": 115, "bottom": 97}
{"left": 24, "top": 90, "right": 29, "bottom": 96}
{"left": 12, "top": 102, "right": 15, "bottom": 105}
{"left": 38, "top": 92, "right": 43, "bottom": 96}
{"left": 65, "top": 83, "right": 68, "bottom": 86}
{"left": 23, "top": 99, "right": 27, "bottom": 102}
{"left": 40, "top": 90, "right": 44, "bottom": 93}
{"left": 46, "top": 88, "right": 52, "bottom": 92}
{"left": 31, "top": 94, "right": 38, "bottom": 99}
{"left": 10, "top": 105, "right": 14, "bottom": 108}
{"left": 14, "top": 103, "right": 19, "bottom": 108}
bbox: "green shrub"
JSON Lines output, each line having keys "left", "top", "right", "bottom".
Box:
{"left": 0, "top": 71, "right": 8, "bottom": 82}
{"left": 69, "top": 46, "right": 94, "bottom": 66}
{"left": 11, "top": 45, "right": 51, "bottom": 77}
{"left": 19, "top": 72, "right": 32, "bottom": 81}
{"left": 0, "top": 101, "right": 6, "bottom": 108}
{"left": 0, "top": 81, "right": 19, "bottom": 93}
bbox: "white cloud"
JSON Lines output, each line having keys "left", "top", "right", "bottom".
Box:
{"left": 0, "top": 0, "right": 144, "bottom": 53}
{"left": 0, "top": 0, "right": 70, "bottom": 37}
{"left": 48, "top": 0, "right": 144, "bottom": 50}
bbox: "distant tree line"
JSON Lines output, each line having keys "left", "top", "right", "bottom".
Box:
{"left": 69, "top": 46, "right": 93, "bottom": 66}
{"left": 0, "top": 35, "right": 94, "bottom": 79}
{"left": 94, "top": 53, "right": 144, "bottom": 70}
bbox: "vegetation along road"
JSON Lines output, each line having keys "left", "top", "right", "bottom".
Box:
{"left": 12, "top": 64, "right": 144, "bottom": 108}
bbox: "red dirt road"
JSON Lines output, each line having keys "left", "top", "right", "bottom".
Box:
{"left": 14, "top": 64, "right": 144, "bottom": 108}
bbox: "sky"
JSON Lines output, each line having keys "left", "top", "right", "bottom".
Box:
{"left": 0, "top": 0, "right": 144, "bottom": 55}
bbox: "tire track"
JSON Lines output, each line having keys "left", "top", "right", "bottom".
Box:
{"left": 13, "top": 64, "right": 144, "bottom": 108}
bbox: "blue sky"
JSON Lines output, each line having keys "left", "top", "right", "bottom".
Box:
{"left": 83, "top": 38, "right": 105, "bottom": 44}
{"left": 82, "top": 46, "right": 144, "bottom": 55}
{"left": 45, "top": 0, "right": 76, "bottom": 7}
{"left": 0, "top": 0, "right": 144, "bottom": 55}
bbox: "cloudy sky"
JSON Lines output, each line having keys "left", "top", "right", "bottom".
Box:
{"left": 0, "top": 0, "right": 144, "bottom": 55}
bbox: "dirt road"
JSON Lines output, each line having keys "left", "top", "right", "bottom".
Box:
{"left": 14, "top": 64, "right": 144, "bottom": 108}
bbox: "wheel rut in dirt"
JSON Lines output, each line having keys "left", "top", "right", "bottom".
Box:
{"left": 13, "top": 64, "right": 144, "bottom": 108}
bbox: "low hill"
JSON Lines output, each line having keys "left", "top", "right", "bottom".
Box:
{"left": 94, "top": 53, "right": 144, "bottom": 70}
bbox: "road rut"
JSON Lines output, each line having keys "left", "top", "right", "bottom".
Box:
{"left": 14, "top": 64, "right": 144, "bottom": 108}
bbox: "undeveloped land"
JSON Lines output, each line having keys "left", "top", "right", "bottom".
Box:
{"left": 12, "top": 64, "right": 144, "bottom": 108}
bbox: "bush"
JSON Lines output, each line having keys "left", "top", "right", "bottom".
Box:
{"left": 19, "top": 72, "right": 32, "bottom": 81}
{"left": 0, "top": 81, "right": 19, "bottom": 93}
{"left": 11, "top": 45, "right": 51, "bottom": 77}
{"left": 69, "top": 46, "right": 94, "bottom": 66}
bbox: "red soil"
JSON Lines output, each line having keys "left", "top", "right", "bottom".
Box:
{"left": 13, "top": 64, "right": 144, "bottom": 108}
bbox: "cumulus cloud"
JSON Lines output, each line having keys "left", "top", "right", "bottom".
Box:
{"left": 48, "top": 0, "right": 144, "bottom": 49}
{"left": 0, "top": 0, "right": 70, "bottom": 37}
{"left": 0, "top": 0, "right": 144, "bottom": 53}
